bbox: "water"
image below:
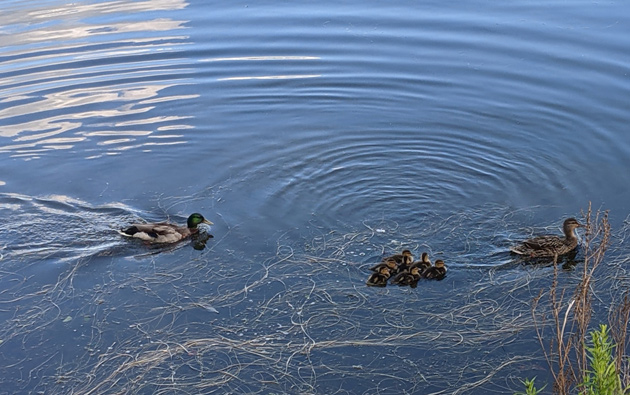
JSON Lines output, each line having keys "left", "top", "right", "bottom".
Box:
{"left": 1, "top": 0, "right": 630, "bottom": 393}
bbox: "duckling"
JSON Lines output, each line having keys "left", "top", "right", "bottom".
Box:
{"left": 422, "top": 259, "right": 447, "bottom": 280}
{"left": 369, "top": 257, "right": 398, "bottom": 273}
{"left": 383, "top": 249, "right": 414, "bottom": 266}
{"left": 390, "top": 266, "right": 422, "bottom": 287}
{"left": 510, "top": 218, "right": 584, "bottom": 258}
{"left": 409, "top": 252, "right": 431, "bottom": 271}
{"left": 366, "top": 266, "right": 391, "bottom": 287}
{"left": 119, "top": 213, "right": 213, "bottom": 244}
{"left": 383, "top": 249, "right": 414, "bottom": 273}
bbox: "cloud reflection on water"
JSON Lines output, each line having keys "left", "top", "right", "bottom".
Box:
{"left": 0, "top": 0, "right": 193, "bottom": 160}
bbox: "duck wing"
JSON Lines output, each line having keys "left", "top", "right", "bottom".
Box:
{"left": 120, "top": 222, "right": 189, "bottom": 243}
{"left": 369, "top": 262, "right": 388, "bottom": 272}
{"left": 409, "top": 261, "right": 430, "bottom": 271}
{"left": 366, "top": 273, "right": 388, "bottom": 287}
{"left": 423, "top": 267, "right": 446, "bottom": 280}
{"left": 511, "top": 235, "right": 577, "bottom": 257}
{"left": 522, "top": 235, "right": 563, "bottom": 250}
{"left": 390, "top": 272, "right": 409, "bottom": 285}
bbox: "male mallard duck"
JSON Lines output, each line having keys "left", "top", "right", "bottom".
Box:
{"left": 369, "top": 257, "right": 398, "bottom": 272}
{"left": 366, "top": 266, "right": 391, "bottom": 287}
{"left": 119, "top": 213, "right": 213, "bottom": 244}
{"left": 510, "top": 218, "right": 584, "bottom": 258}
{"left": 390, "top": 266, "right": 422, "bottom": 286}
{"left": 422, "top": 259, "right": 447, "bottom": 280}
{"left": 409, "top": 252, "right": 431, "bottom": 271}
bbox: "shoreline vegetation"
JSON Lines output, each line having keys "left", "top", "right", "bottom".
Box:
{"left": 522, "top": 203, "right": 630, "bottom": 394}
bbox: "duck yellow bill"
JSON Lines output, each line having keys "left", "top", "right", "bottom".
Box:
{"left": 203, "top": 219, "right": 214, "bottom": 225}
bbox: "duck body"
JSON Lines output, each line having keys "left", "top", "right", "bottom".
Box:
{"left": 380, "top": 249, "right": 414, "bottom": 274}
{"left": 383, "top": 249, "right": 414, "bottom": 266}
{"left": 390, "top": 266, "right": 422, "bottom": 287}
{"left": 422, "top": 260, "right": 447, "bottom": 280}
{"left": 369, "top": 258, "right": 398, "bottom": 273}
{"left": 409, "top": 252, "right": 431, "bottom": 271}
{"left": 510, "top": 218, "right": 583, "bottom": 258}
{"left": 120, "top": 213, "right": 213, "bottom": 244}
{"left": 366, "top": 267, "right": 391, "bottom": 287}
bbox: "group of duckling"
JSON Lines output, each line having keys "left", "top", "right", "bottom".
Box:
{"left": 365, "top": 217, "right": 586, "bottom": 288}
{"left": 366, "top": 250, "right": 447, "bottom": 288}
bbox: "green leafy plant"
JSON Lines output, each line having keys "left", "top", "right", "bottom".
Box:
{"left": 515, "top": 376, "right": 546, "bottom": 395}
{"left": 582, "top": 324, "right": 622, "bottom": 395}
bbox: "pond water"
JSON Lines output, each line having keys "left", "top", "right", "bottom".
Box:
{"left": 1, "top": 0, "right": 630, "bottom": 393}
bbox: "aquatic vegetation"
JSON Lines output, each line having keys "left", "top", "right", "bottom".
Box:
{"left": 3, "top": 204, "right": 630, "bottom": 394}
{"left": 527, "top": 204, "right": 630, "bottom": 394}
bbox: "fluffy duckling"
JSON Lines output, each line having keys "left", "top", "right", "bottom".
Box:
{"left": 119, "top": 213, "right": 213, "bottom": 244}
{"left": 409, "top": 252, "right": 431, "bottom": 271}
{"left": 390, "top": 266, "right": 422, "bottom": 287}
{"left": 383, "top": 249, "right": 414, "bottom": 266}
{"left": 422, "top": 259, "right": 447, "bottom": 280}
{"left": 366, "top": 266, "right": 392, "bottom": 287}
{"left": 369, "top": 257, "right": 398, "bottom": 273}
{"left": 510, "top": 218, "right": 584, "bottom": 258}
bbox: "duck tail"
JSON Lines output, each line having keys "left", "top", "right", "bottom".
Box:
{"left": 119, "top": 226, "right": 139, "bottom": 237}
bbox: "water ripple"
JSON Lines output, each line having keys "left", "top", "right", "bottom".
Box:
{"left": 0, "top": 0, "right": 193, "bottom": 160}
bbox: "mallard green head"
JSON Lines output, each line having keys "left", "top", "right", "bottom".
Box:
{"left": 187, "top": 213, "right": 213, "bottom": 228}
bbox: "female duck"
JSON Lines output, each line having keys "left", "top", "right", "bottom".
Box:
{"left": 120, "top": 213, "right": 213, "bottom": 244}
{"left": 510, "top": 218, "right": 584, "bottom": 258}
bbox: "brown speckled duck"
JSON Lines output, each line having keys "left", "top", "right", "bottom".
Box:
{"left": 510, "top": 218, "right": 584, "bottom": 258}
{"left": 119, "top": 213, "right": 213, "bottom": 244}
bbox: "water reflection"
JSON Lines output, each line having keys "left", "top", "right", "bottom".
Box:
{"left": 218, "top": 74, "right": 321, "bottom": 81}
{"left": 0, "top": 0, "right": 193, "bottom": 160}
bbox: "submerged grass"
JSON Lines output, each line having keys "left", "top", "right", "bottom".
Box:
{"left": 1, "top": 205, "right": 630, "bottom": 393}
{"left": 526, "top": 204, "right": 630, "bottom": 394}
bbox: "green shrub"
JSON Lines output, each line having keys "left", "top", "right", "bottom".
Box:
{"left": 582, "top": 324, "right": 622, "bottom": 395}
{"left": 515, "top": 376, "right": 545, "bottom": 395}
